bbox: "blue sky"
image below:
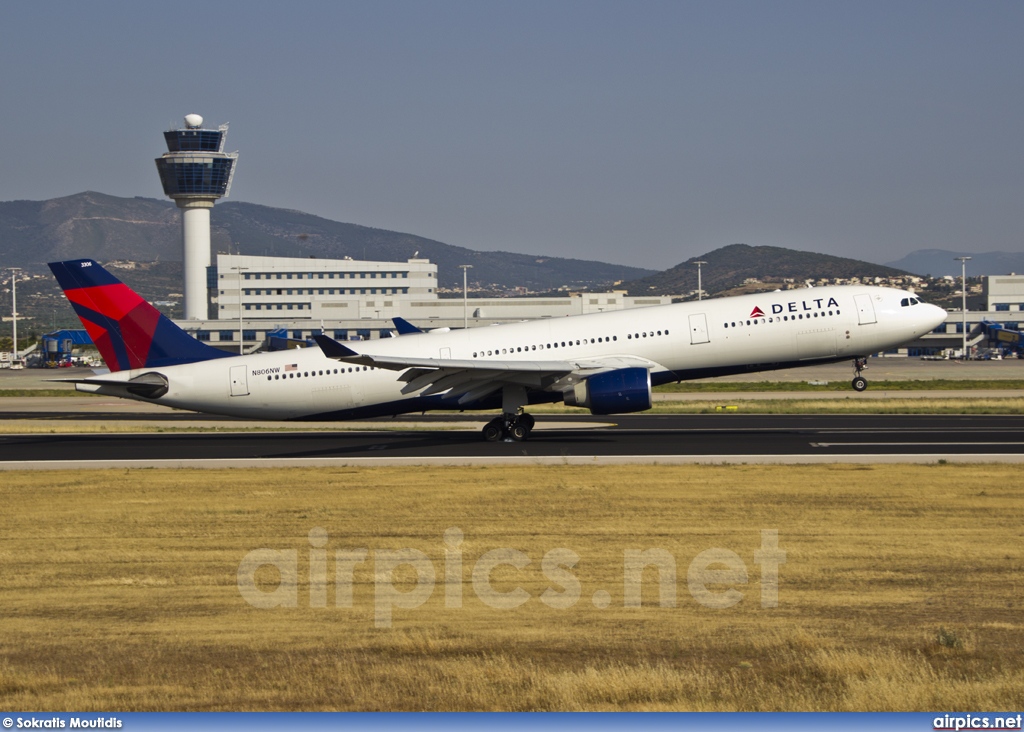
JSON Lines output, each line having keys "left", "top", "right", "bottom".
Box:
{"left": 1, "top": 0, "right": 1021, "bottom": 269}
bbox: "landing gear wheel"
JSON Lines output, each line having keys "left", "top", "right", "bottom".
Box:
{"left": 519, "top": 414, "right": 536, "bottom": 432}
{"left": 482, "top": 418, "right": 503, "bottom": 442}
{"left": 508, "top": 423, "right": 529, "bottom": 441}
{"left": 851, "top": 356, "right": 868, "bottom": 392}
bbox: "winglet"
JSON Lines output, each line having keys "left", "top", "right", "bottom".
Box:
{"left": 392, "top": 317, "right": 424, "bottom": 335}
{"left": 312, "top": 334, "right": 360, "bottom": 359}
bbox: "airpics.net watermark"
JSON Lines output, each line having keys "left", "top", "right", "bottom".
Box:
{"left": 237, "top": 528, "right": 786, "bottom": 628}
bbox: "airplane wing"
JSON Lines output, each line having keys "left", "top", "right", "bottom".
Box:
{"left": 312, "top": 335, "right": 660, "bottom": 405}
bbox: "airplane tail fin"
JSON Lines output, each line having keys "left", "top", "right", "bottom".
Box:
{"left": 48, "top": 259, "right": 232, "bottom": 372}
{"left": 392, "top": 317, "right": 424, "bottom": 335}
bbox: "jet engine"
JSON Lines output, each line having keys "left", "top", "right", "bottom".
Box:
{"left": 563, "top": 367, "right": 652, "bottom": 415}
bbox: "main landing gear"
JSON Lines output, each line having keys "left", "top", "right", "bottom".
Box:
{"left": 482, "top": 412, "right": 536, "bottom": 442}
{"left": 851, "top": 357, "right": 868, "bottom": 392}
{"left": 482, "top": 385, "right": 535, "bottom": 442}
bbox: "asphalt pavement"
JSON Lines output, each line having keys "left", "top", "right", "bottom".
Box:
{"left": 2, "top": 414, "right": 1023, "bottom": 468}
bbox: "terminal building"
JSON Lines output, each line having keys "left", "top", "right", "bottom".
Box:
{"left": 987, "top": 274, "right": 1024, "bottom": 314}
{"left": 178, "top": 253, "right": 671, "bottom": 351}
{"left": 908, "top": 274, "right": 1024, "bottom": 356}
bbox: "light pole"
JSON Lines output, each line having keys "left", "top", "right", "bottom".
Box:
{"left": 693, "top": 261, "right": 707, "bottom": 301}
{"left": 9, "top": 268, "right": 21, "bottom": 361}
{"left": 459, "top": 265, "right": 473, "bottom": 329}
{"left": 955, "top": 256, "right": 971, "bottom": 359}
{"left": 234, "top": 266, "right": 249, "bottom": 355}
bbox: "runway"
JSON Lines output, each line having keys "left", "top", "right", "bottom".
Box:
{"left": 2, "top": 414, "right": 1024, "bottom": 468}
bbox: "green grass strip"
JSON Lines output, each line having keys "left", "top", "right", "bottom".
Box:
{"left": 654, "top": 379, "right": 1024, "bottom": 393}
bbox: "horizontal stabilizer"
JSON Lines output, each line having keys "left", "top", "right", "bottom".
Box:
{"left": 46, "top": 372, "right": 169, "bottom": 399}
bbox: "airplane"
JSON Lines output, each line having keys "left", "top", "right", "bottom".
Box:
{"left": 48, "top": 258, "right": 947, "bottom": 441}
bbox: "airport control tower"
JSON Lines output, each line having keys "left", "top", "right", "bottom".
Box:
{"left": 155, "top": 114, "right": 238, "bottom": 320}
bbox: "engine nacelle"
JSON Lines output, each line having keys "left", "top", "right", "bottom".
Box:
{"left": 563, "top": 367, "right": 652, "bottom": 415}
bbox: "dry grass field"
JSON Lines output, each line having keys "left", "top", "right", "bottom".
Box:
{"left": 1, "top": 465, "right": 1021, "bottom": 711}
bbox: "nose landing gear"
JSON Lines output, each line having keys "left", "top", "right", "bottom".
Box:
{"left": 851, "top": 357, "right": 868, "bottom": 392}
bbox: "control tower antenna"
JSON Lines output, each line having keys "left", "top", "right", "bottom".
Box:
{"left": 155, "top": 114, "right": 239, "bottom": 320}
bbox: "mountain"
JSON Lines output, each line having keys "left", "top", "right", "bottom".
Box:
{"left": 0, "top": 191, "right": 654, "bottom": 290}
{"left": 621, "top": 244, "right": 911, "bottom": 296}
{"left": 885, "top": 249, "right": 1024, "bottom": 278}
{"left": 211, "top": 201, "right": 653, "bottom": 290}
{"left": 0, "top": 192, "right": 181, "bottom": 266}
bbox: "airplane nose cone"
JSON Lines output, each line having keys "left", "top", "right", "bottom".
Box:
{"left": 923, "top": 303, "right": 947, "bottom": 332}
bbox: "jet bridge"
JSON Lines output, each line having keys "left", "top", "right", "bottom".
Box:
{"left": 970, "top": 321, "right": 1024, "bottom": 356}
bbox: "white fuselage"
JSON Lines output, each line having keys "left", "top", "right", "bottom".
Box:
{"left": 81, "top": 285, "right": 946, "bottom": 420}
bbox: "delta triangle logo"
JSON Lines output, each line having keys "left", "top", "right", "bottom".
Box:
{"left": 750, "top": 306, "right": 765, "bottom": 318}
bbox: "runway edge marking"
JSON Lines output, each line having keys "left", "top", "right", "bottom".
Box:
{"left": 3, "top": 454, "right": 1024, "bottom": 470}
